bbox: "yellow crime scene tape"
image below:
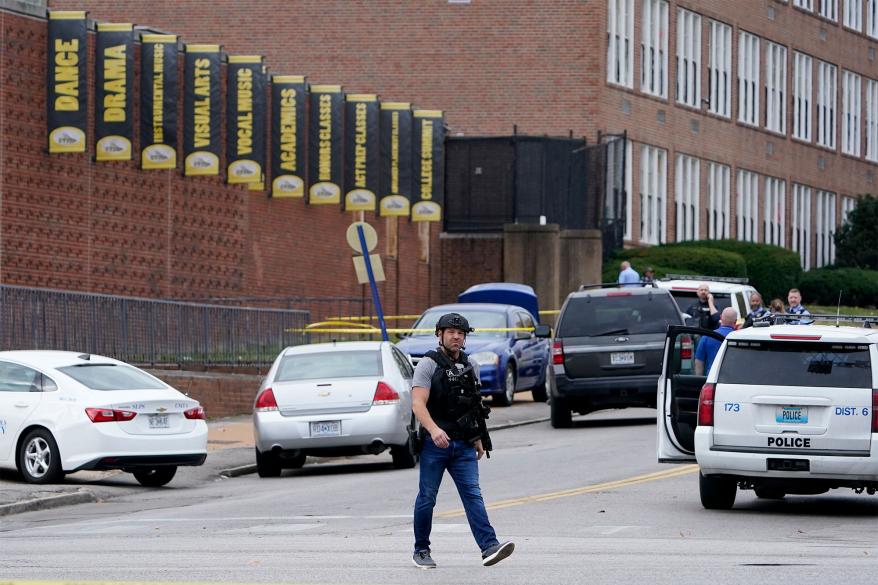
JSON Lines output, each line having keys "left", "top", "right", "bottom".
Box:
{"left": 300, "top": 309, "right": 561, "bottom": 335}
{"left": 326, "top": 310, "right": 560, "bottom": 322}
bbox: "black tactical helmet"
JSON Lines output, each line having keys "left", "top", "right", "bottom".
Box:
{"left": 435, "top": 312, "right": 474, "bottom": 334}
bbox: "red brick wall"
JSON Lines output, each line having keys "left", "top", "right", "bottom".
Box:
{"left": 438, "top": 234, "right": 503, "bottom": 304}
{"left": 0, "top": 8, "right": 435, "bottom": 317}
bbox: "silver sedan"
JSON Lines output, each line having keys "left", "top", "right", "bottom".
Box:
{"left": 253, "top": 341, "right": 418, "bottom": 477}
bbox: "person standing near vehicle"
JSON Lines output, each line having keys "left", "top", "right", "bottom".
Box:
{"left": 742, "top": 292, "right": 769, "bottom": 328}
{"left": 786, "top": 288, "right": 813, "bottom": 325}
{"left": 410, "top": 313, "right": 514, "bottom": 569}
{"left": 641, "top": 266, "right": 656, "bottom": 285}
{"left": 694, "top": 308, "right": 737, "bottom": 375}
{"left": 617, "top": 261, "right": 640, "bottom": 287}
{"left": 685, "top": 283, "right": 720, "bottom": 330}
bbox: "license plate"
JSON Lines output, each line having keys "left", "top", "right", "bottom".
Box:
{"left": 610, "top": 351, "right": 635, "bottom": 365}
{"left": 148, "top": 414, "right": 169, "bottom": 429}
{"left": 776, "top": 406, "right": 808, "bottom": 424}
{"left": 310, "top": 420, "right": 341, "bottom": 437}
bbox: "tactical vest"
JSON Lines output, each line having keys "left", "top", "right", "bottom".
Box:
{"left": 424, "top": 349, "right": 480, "bottom": 440}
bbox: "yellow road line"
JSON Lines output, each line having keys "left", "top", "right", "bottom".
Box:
{"left": 436, "top": 465, "right": 698, "bottom": 518}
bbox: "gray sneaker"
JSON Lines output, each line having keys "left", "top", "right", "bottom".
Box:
{"left": 412, "top": 550, "right": 437, "bottom": 569}
{"left": 481, "top": 541, "right": 515, "bottom": 566}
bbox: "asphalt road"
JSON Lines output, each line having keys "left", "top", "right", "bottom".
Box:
{"left": 1, "top": 406, "right": 877, "bottom": 585}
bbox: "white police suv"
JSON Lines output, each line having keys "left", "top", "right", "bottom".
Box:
{"left": 657, "top": 319, "right": 878, "bottom": 509}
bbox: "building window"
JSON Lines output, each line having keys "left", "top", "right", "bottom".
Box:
{"left": 845, "top": 0, "right": 864, "bottom": 30}
{"left": 815, "top": 190, "right": 837, "bottom": 267}
{"left": 793, "top": 52, "right": 813, "bottom": 142}
{"left": 641, "top": 0, "right": 669, "bottom": 98}
{"left": 639, "top": 145, "right": 668, "bottom": 245}
{"left": 738, "top": 32, "right": 760, "bottom": 126}
{"left": 841, "top": 195, "right": 857, "bottom": 222}
{"left": 819, "top": 0, "right": 839, "bottom": 20}
{"left": 737, "top": 169, "right": 760, "bottom": 242}
{"left": 792, "top": 183, "right": 813, "bottom": 270}
{"left": 765, "top": 42, "right": 787, "bottom": 134}
{"left": 676, "top": 9, "right": 702, "bottom": 108}
{"left": 867, "top": 79, "right": 878, "bottom": 161}
{"left": 868, "top": 0, "right": 878, "bottom": 37}
{"left": 794, "top": 0, "right": 814, "bottom": 9}
{"left": 842, "top": 71, "right": 862, "bottom": 156}
{"left": 625, "top": 140, "right": 633, "bottom": 239}
{"left": 708, "top": 20, "right": 732, "bottom": 118}
{"left": 707, "top": 162, "right": 731, "bottom": 239}
{"left": 817, "top": 61, "right": 837, "bottom": 149}
{"left": 764, "top": 177, "right": 786, "bottom": 247}
{"left": 607, "top": 0, "right": 634, "bottom": 88}
{"left": 675, "top": 154, "right": 700, "bottom": 241}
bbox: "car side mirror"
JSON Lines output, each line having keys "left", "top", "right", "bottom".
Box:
{"left": 534, "top": 324, "right": 551, "bottom": 338}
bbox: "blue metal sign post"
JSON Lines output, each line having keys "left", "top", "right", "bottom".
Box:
{"left": 356, "top": 224, "right": 389, "bottom": 341}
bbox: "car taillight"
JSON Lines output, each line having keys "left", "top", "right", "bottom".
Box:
{"left": 697, "top": 383, "right": 716, "bottom": 427}
{"left": 872, "top": 390, "right": 878, "bottom": 433}
{"left": 85, "top": 408, "right": 137, "bottom": 423}
{"left": 680, "top": 335, "right": 693, "bottom": 359}
{"left": 255, "top": 388, "right": 278, "bottom": 412}
{"left": 184, "top": 406, "right": 206, "bottom": 420}
{"left": 373, "top": 382, "right": 400, "bottom": 405}
{"left": 552, "top": 340, "right": 564, "bottom": 365}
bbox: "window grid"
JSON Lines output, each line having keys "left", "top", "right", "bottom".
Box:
{"left": 708, "top": 20, "right": 732, "bottom": 118}
{"left": 793, "top": 52, "right": 813, "bottom": 142}
{"left": 792, "top": 184, "right": 813, "bottom": 270}
{"left": 639, "top": 145, "right": 668, "bottom": 245}
{"left": 794, "top": 0, "right": 814, "bottom": 9}
{"left": 641, "top": 0, "right": 669, "bottom": 98}
{"left": 815, "top": 190, "right": 837, "bottom": 268}
{"left": 841, "top": 195, "right": 857, "bottom": 222}
{"left": 737, "top": 170, "right": 760, "bottom": 242}
{"left": 675, "top": 154, "right": 700, "bottom": 241}
{"left": 820, "top": 0, "right": 838, "bottom": 20}
{"left": 738, "top": 32, "right": 760, "bottom": 126}
{"left": 869, "top": 0, "right": 878, "bottom": 38}
{"left": 707, "top": 162, "right": 731, "bottom": 240}
{"left": 764, "top": 177, "right": 786, "bottom": 247}
{"left": 817, "top": 61, "right": 837, "bottom": 149}
{"left": 765, "top": 42, "right": 787, "bottom": 134}
{"left": 842, "top": 70, "right": 862, "bottom": 156}
{"left": 867, "top": 79, "right": 878, "bottom": 161}
{"left": 676, "top": 9, "right": 702, "bottom": 108}
{"left": 607, "top": 0, "right": 635, "bottom": 88}
{"left": 845, "top": 0, "right": 863, "bottom": 30}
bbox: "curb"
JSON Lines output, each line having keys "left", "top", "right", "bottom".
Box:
{"left": 217, "top": 416, "right": 550, "bottom": 478}
{"left": 0, "top": 490, "right": 97, "bottom": 518}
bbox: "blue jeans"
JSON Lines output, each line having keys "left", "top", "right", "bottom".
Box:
{"left": 413, "top": 436, "right": 499, "bottom": 553}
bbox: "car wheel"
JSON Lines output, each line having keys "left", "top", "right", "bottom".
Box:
{"left": 18, "top": 428, "right": 64, "bottom": 484}
{"left": 132, "top": 466, "right": 177, "bottom": 487}
{"left": 550, "top": 396, "right": 572, "bottom": 428}
{"left": 754, "top": 486, "right": 786, "bottom": 500}
{"left": 256, "top": 447, "right": 282, "bottom": 477}
{"left": 699, "top": 472, "right": 737, "bottom": 510}
{"left": 531, "top": 381, "right": 548, "bottom": 403}
{"left": 494, "top": 365, "right": 516, "bottom": 407}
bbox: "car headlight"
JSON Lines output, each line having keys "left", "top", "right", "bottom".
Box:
{"left": 470, "top": 352, "right": 500, "bottom": 367}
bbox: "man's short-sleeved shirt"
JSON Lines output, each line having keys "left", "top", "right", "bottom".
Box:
{"left": 618, "top": 267, "right": 641, "bottom": 287}
{"left": 694, "top": 325, "right": 735, "bottom": 374}
{"left": 412, "top": 353, "right": 481, "bottom": 390}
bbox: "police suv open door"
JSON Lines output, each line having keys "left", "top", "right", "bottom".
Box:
{"left": 657, "top": 325, "right": 726, "bottom": 462}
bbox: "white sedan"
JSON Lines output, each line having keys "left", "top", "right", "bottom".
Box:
{"left": 253, "top": 341, "right": 418, "bottom": 477}
{"left": 0, "top": 351, "right": 207, "bottom": 486}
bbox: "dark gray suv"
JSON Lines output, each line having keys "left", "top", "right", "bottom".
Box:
{"left": 548, "top": 286, "right": 687, "bottom": 428}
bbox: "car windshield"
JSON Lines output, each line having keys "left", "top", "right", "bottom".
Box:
{"left": 558, "top": 294, "right": 681, "bottom": 337}
{"left": 410, "top": 310, "right": 508, "bottom": 338}
{"left": 275, "top": 350, "right": 384, "bottom": 382}
{"left": 717, "top": 341, "right": 872, "bottom": 388}
{"left": 58, "top": 363, "right": 168, "bottom": 391}
{"left": 669, "top": 290, "right": 733, "bottom": 314}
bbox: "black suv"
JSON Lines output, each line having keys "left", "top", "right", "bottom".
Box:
{"left": 548, "top": 286, "right": 687, "bottom": 427}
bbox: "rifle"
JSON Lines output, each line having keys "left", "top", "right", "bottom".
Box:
{"left": 456, "top": 380, "right": 493, "bottom": 458}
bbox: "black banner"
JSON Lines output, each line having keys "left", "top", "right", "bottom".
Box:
{"left": 270, "top": 75, "right": 307, "bottom": 197}
{"left": 183, "top": 44, "right": 222, "bottom": 176}
{"left": 308, "top": 85, "right": 343, "bottom": 204}
{"left": 378, "top": 102, "right": 413, "bottom": 217}
{"left": 227, "top": 56, "right": 265, "bottom": 184}
{"left": 95, "top": 23, "right": 134, "bottom": 161}
{"left": 47, "top": 11, "right": 87, "bottom": 153}
{"left": 140, "top": 34, "right": 178, "bottom": 169}
{"left": 344, "top": 95, "right": 379, "bottom": 211}
{"left": 412, "top": 110, "right": 445, "bottom": 222}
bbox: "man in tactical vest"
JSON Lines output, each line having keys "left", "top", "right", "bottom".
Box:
{"left": 410, "top": 312, "right": 514, "bottom": 569}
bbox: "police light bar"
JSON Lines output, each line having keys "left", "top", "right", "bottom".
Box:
{"left": 661, "top": 273, "right": 750, "bottom": 284}
{"left": 578, "top": 282, "right": 658, "bottom": 291}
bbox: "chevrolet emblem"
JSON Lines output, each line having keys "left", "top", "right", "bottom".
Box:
{"left": 319, "top": 391, "right": 331, "bottom": 397}
{"left": 156, "top": 407, "right": 167, "bottom": 412}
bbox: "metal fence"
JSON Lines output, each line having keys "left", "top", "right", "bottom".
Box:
{"left": 0, "top": 285, "right": 317, "bottom": 367}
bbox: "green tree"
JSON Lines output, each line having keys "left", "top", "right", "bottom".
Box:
{"left": 835, "top": 194, "right": 878, "bottom": 269}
